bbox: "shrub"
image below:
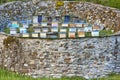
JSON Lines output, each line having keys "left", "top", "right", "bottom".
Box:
{"left": 4, "top": 28, "right": 10, "bottom": 34}
{"left": 85, "top": 32, "right": 91, "bottom": 37}
{"left": 27, "top": 27, "right": 34, "bottom": 34}
{"left": 99, "top": 30, "right": 114, "bottom": 36}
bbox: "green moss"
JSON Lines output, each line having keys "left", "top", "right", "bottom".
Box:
{"left": 3, "top": 36, "right": 20, "bottom": 48}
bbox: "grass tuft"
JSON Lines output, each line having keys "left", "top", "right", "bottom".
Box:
{"left": 0, "top": 68, "right": 120, "bottom": 80}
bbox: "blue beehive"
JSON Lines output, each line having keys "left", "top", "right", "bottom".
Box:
{"left": 38, "top": 15, "right": 42, "bottom": 24}
{"left": 20, "top": 28, "right": 27, "bottom": 34}
{"left": 64, "top": 15, "right": 70, "bottom": 23}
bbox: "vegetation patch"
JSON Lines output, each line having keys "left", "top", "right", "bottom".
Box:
{"left": 85, "top": 32, "right": 92, "bottom": 37}
{"left": 3, "top": 36, "right": 20, "bottom": 48}
{"left": 99, "top": 30, "right": 115, "bottom": 36}
{"left": 4, "top": 28, "right": 10, "bottom": 34}
{"left": 0, "top": 68, "right": 120, "bottom": 80}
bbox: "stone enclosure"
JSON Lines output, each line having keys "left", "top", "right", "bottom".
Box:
{"left": 0, "top": 0, "right": 120, "bottom": 79}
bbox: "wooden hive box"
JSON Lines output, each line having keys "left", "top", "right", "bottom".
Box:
{"left": 59, "top": 32, "right": 66, "bottom": 38}
{"left": 22, "top": 33, "right": 29, "bottom": 37}
{"left": 32, "top": 33, "right": 38, "bottom": 37}
{"left": 40, "top": 32, "right": 47, "bottom": 38}
{"left": 68, "top": 32, "right": 75, "bottom": 38}
{"left": 78, "top": 31, "right": 85, "bottom": 37}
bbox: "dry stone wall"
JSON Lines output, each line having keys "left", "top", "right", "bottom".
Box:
{"left": 0, "top": 1, "right": 120, "bottom": 32}
{"left": 0, "top": 34, "right": 120, "bottom": 79}
{"left": 0, "top": 1, "right": 120, "bottom": 79}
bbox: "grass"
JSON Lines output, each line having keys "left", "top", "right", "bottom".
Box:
{"left": 99, "top": 30, "right": 115, "bottom": 36}
{"left": 92, "top": 73, "right": 120, "bottom": 80}
{"left": 1, "top": 68, "right": 120, "bottom": 80}
{"left": 68, "top": 0, "right": 120, "bottom": 9}
{"left": 0, "top": 68, "right": 86, "bottom": 80}
{"left": 91, "top": 0, "right": 120, "bottom": 9}
{"left": 0, "top": 68, "right": 40, "bottom": 80}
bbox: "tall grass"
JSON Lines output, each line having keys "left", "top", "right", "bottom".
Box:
{"left": 0, "top": 68, "right": 86, "bottom": 80}
{"left": 0, "top": 68, "right": 40, "bottom": 80}
{"left": 0, "top": 68, "right": 120, "bottom": 80}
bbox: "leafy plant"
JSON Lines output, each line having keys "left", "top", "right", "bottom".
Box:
{"left": 85, "top": 32, "right": 91, "bottom": 37}
{"left": 99, "top": 30, "right": 114, "bottom": 36}
{"left": 4, "top": 27, "right": 10, "bottom": 34}
{"left": 27, "top": 26, "right": 34, "bottom": 34}
{"left": 16, "top": 27, "right": 20, "bottom": 33}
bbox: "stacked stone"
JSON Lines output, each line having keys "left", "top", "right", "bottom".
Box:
{"left": 0, "top": 33, "right": 120, "bottom": 79}
{"left": 0, "top": 1, "right": 120, "bottom": 32}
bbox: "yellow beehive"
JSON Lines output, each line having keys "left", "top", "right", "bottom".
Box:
{"left": 22, "top": 34, "right": 29, "bottom": 37}
{"left": 78, "top": 32, "right": 85, "bottom": 37}
{"left": 59, "top": 32, "right": 66, "bottom": 38}
{"left": 32, "top": 33, "right": 38, "bottom": 37}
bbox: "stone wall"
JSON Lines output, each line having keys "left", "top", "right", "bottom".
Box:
{"left": 0, "top": 34, "right": 120, "bottom": 79}
{"left": 0, "top": 1, "right": 120, "bottom": 32}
